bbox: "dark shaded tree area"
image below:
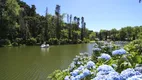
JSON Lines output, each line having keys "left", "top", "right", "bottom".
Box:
{"left": 0, "top": 0, "right": 94, "bottom": 46}
{"left": 97, "top": 26, "right": 142, "bottom": 41}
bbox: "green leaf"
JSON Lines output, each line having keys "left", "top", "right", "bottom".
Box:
{"left": 134, "top": 55, "right": 142, "bottom": 64}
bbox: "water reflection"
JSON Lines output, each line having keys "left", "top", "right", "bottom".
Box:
{"left": 87, "top": 43, "right": 94, "bottom": 56}
{"left": 40, "top": 47, "right": 50, "bottom": 56}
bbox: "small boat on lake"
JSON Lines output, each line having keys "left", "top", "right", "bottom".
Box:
{"left": 40, "top": 42, "right": 49, "bottom": 48}
{"left": 40, "top": 44, "right": 49, "bottom": 48}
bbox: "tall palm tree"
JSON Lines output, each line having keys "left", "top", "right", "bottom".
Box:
{"left": 77, "top": 17, "right": 80, "bottom": 30}
{"left": 68, "top": 14, "right": 72, "bottom": 39}
{"left": 83, "top": 22, "right": 86, "bottom": 38}
{"left": 55, "top": 5, "right": 61, "bottom": 39}
{"left": 55, "top": 5, "right": 60, "bottom": 16}
{"left": 44, "top": 7, "right": 48, "bottom": 42}
{"left": 81, "top": 17, "right": 84, "bottom": 41}
{"left": 74, "top": 16, "right": 77, "bottom": 23}
{"left": 70, "top": 14, "right": 72, "bottom": 24}
{"left": 67, "top": 14, "right": 69, "bottom": 23}
{"left": 81, "top": 17, "right": 84, "bottom": 27}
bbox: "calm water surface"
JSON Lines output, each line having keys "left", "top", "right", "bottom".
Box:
{"left": 0, "top": 43, "right": 94, "bottom": 80}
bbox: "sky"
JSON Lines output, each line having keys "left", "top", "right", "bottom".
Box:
{"left": 23, "top": 0, "right": 142, "bottom": 32}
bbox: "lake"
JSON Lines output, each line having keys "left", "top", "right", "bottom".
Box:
{"left": 0, "top": 43, "right": 94, "bottom": 80}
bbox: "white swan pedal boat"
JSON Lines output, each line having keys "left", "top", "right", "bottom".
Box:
{"left": 40, "top": 44, "right": 49, "bottom": 48}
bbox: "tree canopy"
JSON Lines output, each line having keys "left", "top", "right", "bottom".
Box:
{"left": 0, "top": 0, "right": 93, "bottom": 46}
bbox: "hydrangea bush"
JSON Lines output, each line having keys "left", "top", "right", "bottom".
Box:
{"left": 48, "top": 41, "right": 142, "bottom": 80}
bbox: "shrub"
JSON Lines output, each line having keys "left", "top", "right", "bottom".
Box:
{"left": 48, "top": 70, "right": 69, "bottom": 80}
{"left": 0, "top": 39, "right": 11, "bottom": 46}
{"left": 60, "top": 38, "right": 68, "bottom": 44}
{"left": 12, "top": 42, "right": 18, "bottom": 46}
{"left": 124, "top": 39, "right": 142, "bottom": 67}
{"left": 68, "top": 39, "right": 72, "bottom": 44}
{"left": 12, "top": 38, "right": 23, "bottom": 46}
{"left": 77, "top": 39, "right": 82, "bottom": 44}
{"left": 48, "top": 38, "right": 59, "bottom": 45}
{"left": 124, "top": 39, "right": 142, "bottom": 55}
{"left": 83, "top": 38, "right": 90, "bottom": 43}
{"left": 26, "top": 37, "right": 37, "bottom": 45}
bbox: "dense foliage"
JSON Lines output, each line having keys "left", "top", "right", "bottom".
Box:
{"left": 97, "top": 26, "right": 142, "bottom": 41}
{"left": 0, "top": 0, "right": 95, "bottom": 47}
{"left": 48, "top": 40, "right": 142, "bottom": 80}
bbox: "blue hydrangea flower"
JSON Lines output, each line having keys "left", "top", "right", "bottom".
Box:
{"left": 107, "top": 71, "right": 122, "bottom": 80}
{"left": 97, "top": 65, "right": 115, "bottom": 73}
{"left": 112, "top": 49, "right": 126, "bottom": 55}
{"left": 119, "top": 49, "right": 126, "bottom": 54}
{"left": 77, "top": 65, "right": 84, "bottom": 71}
{"left": 71, "top": 69, "right": 79, "bottom": 77}
{"left": 69, "top": 62, "right": 75, "bottom": 71}
{"left": 74, "top": 75, "right": 80, "bottom": 80}
{"left": 70, "top": 76, "right": 75, "bottom": 80}
{"left": 83, "top": 69, "right": 91, "bottom": 76}
{"left": 96, "top": 71, "right": 110, "bottom": 75}
{"left": 126, "top": 75, "right": 142, "bottom": 80}
{"left": 93, "top": 75, "right": 107, "bottom": 80}
{"left": 94, "top": 71, "right": 121, "bottom": 80}
{"left": 95, "top": 70, "right": 121, "bottom": 80}
{"left": 87, "top": 61, "right": 95, "bottom": 69}
{"left": 70, "top": 62, "right": 75, "bottom": 68}
{"left": 92, "top": 48, "right": 101, "bottom": 52}
{"left": 77, "top": 61, "right": 81, "bottom": 65}
{"left": 112, "top": 50, "right": 120, "bottom": 55}
{"left": 79, "top": 73, "right": 85, "bottom": 79}
{"left": 75, "top": 73, "right": 85, "bottom": 80}
{"left": 64, "top": 76, "right": 70, "bottom": 80}
{"left": 135, "top": 65, "right": 142, "bottom": 74}
{"left": 98, "top": 53, "right": 111, "bottom": 60}
{"left": 120, "top": 68, "right": 142, "bottom": 80}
